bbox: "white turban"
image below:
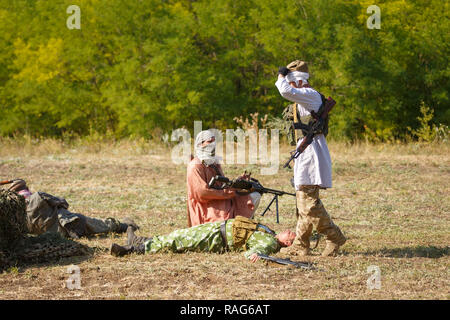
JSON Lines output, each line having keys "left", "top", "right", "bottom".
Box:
{"left": 286, "top": 71, "right": 309, "bottom": 85}
{"left": 195, "top": 130, "right": 218, "bottom": 166}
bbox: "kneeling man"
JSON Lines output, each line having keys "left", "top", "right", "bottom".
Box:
{"left": 186, "top": 130, "right": 261, "bottom": 226}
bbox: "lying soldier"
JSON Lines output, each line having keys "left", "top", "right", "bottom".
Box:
{"left": 7, "top": 179, "right": 138, "bottom": 239}
{"left": 110, "top": 216, "right": 296, "bottom": 263}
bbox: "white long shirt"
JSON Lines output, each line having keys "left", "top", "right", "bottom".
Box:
{"left": 275, "top": 77, "right": 332, "bottom": 189}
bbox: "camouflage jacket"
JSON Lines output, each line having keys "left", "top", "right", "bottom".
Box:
{"left": 144, "top": 219, "right": 281, "bottom": 260}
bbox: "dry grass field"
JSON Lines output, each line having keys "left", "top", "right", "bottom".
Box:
{"left": 0, "top": 138, "right": 449, "bottom": 300}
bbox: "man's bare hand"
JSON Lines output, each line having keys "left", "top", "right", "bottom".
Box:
{"left": 249, "top": 253, "right": 261, "bottom": 263}
{"left": 238, "top": 171, "right": 251, "bottom": 180}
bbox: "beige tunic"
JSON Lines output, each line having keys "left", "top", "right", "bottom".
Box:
{"left": 275, "top": 77, "right": 332, "bottom": 188}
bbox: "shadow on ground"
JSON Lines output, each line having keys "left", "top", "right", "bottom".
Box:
{"left": 10, "top": 252, "right": 94, "bottom": 274}
{"left": 1, "top": 233, "right": 95, "bottom": 273}
{"left": 362, "top": 245, "right": 449, "bottom": 258}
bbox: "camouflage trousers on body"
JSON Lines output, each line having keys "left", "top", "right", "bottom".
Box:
{"left": 293, "top": 186, "right": 346, "bottom": 250}
{"left": 83, "top": 216, "right": 122, "bottom": 235}
{"left": 57, "top": 213, "right": 123, "bottom": 238}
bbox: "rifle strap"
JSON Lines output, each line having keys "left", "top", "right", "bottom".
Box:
{"left": 292, "top": 92, "right": 329, "bottom": 138}
{"left": 256, "top": 224, "right": 276, "bottom": 236}
{"left": 312, "top": 234, "right": 321, "bottom": 250}
{"left": 220, "top": 220, "right": 229, "bottom": 252}
{"left": 292, "top": 103, "right": 301, "bottom": 142}
{"left": 209, "top": 164, "right": 223, "bottom": 176}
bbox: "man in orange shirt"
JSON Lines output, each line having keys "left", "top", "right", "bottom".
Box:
{"left": 186, "top": 130, "right": 261, "bottom": 226}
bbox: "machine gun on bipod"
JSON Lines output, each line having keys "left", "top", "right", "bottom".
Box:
{"left": 208, "top": 175, "right": 295, "bottom": 223}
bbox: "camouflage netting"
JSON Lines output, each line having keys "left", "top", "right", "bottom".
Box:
{"left": 0, "top": 189, "right": 90, "bottom": 272}
{"left": 14, "top": 232, "right": 91, "bottom": 264}
{"left": 0, "top": 189, "right": 28, "bottom": 251}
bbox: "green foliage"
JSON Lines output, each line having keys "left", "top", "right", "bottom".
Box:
{"left": 0, "top": 0, "right": 448, "bottom": 140}
{"left": 408, "top": 102, "right": 449, "bottom": 143}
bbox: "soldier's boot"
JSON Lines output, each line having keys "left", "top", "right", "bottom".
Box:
{"left": 280, "top": 233, "right": 312, "bottom": 256}
{"left": 117, "top": 217, "right": 140, "bottom": 233}
{"left": 110, "top": 243, "right": 134, "bottom": 257}
{"left": 126, "top": 226, "right": 151, "bottom": 255}
{"left": 321, "top": 226, "right": 346, "bottom": 257}
{"left": 280, "top": 244, "right": 310, "bottom": 257}
{"left": 281, "top": 217, "right": 313, "bottom": 257}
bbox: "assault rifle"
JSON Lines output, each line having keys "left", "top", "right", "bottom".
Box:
{"left": 257, "top": 253, "right": 315, "bottom": 270}
{"left": 283, "top": 96, "right": 336, "bottom": 169}
{"left": 208, "top": 175, "right": 295, "bottom": 223}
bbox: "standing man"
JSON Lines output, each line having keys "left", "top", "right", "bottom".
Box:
{"left": 186, "top": 130, "right": 261, "bottom": 226}
{"left": 275, "top": 60, "right": 346, "bottom": 257}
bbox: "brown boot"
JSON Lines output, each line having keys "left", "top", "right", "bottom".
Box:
{"left": 117, "top": 217, "right": 140, "bottom": 233}
{"left": 320, "top": 222, "right": 347, "bottom": 257}
{"left": 321, "top": 237, "right": 347, "bottom": 257}
{"left": 126, "top": 226, "right": 151, "bottom": 254}
{"left": 110, "top": 243, "right": 133, "bottom": 257}
{"left": 280, "top": 244, "right": 311, "bottom": 257}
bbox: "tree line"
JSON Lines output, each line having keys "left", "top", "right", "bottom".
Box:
{"left": 0, "top": 0, "right": 448, "bottom": 141}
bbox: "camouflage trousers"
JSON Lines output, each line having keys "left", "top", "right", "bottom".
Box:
{"left": 293, "top": 186, "right": 346, "bottom": 249}
{"left": 83, "top": 216, "right": 122, "bottom": 235}
{"left": 56, "top": 213, "right": 122, "bottom": 238}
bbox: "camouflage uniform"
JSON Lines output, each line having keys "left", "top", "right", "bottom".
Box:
{"left": 112, "top": 219, "right": 281, "bottom": 260}
{"left": 145, "top": 219, "right": 280, "bottom": 259}
{"left": 292, "top": 186, "right": 346, "bottom": 256}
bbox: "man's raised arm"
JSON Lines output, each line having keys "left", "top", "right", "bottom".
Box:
{"left": 275, "top": 75, "right": 320, "bottom": 108}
